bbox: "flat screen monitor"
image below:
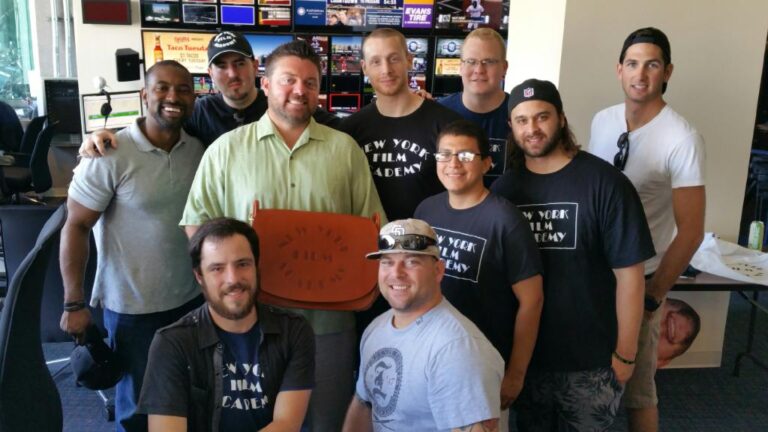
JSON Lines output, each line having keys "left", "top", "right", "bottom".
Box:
{"left": 221, "top": 4, "right": 256, "bottom": 25}
{"left": 294, "top": 0, "right": 435, "bottom": 32}
{"left": 243, "top": 34, "right": 294, "bottom": 76}
{"left": 182, "top": 3, "right": 218, "bottom": 25}
{"left": 142, "top": 30, "right": 215, "bottom": 75}
{"left": 434, "top": 37, "right": 463, "bottom": 76}
{"left": 141, "top": 1, "right": 182, "bottom": 25}
{"left": 81, "top": 91, "right": 144, "bottom": 134}
{"left": 43, "top": 79, "right": 82, "bottom": 135}
{"left": 434, "top": 0, "right": 509, "bottom": 34}
{"left": 329, "top": 93, "right": 360, "bottom": 113}
{"left": 406, "top": 37, "right": 430, "bottom": 91}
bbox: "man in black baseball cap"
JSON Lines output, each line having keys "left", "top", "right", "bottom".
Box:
{"left": 491, "top": 80, "right": 654, "bottom": 431}
{"left": 207, "top": 31, "right": 254, "bottom": 66}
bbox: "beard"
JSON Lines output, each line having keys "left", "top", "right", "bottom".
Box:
{"left": 513, "top": 126, "right": 563, "bottom": 159}
{"left": 202, "top": 281, "right": 258, "bottom": 321}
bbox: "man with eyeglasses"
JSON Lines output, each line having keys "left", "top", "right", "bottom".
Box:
{"left": 491, "top": 79, "right": 654, "bottom": 431}
{"left": 181, "top": 40, "right": 385, "bottom": 432}
{"left": 342, "top": 218, "right": 505, "bottom": 432}
{"left": 588, "top": 27, "right": 705, "bottom": 432}
{"left": 341, "top": 28, "right": 463, "bottom": 221}
{"left": 79, "top": 31, "right": 340, "bottom": 156}
{"left": 438, "top": 28, "right": 510, "bottom": 186}
{"left": 414, "top": 120, "right": 543, "bottom": 420}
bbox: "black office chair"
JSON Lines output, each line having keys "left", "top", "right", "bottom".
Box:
{"left": 11, "top": 115, "right": 47, "bottom": 164}
{"left": 0, "top": 101, "right": 23, "bottom": 154}
{"left": 1, "top": 120, "right": 57, "bottom": 204}
{"left": 0, "top": 204, "right": 65, "bottom": 432}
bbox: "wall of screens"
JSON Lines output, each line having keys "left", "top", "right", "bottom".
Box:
{"left": 140, "top": 0, "right": 508, "bottom": 112}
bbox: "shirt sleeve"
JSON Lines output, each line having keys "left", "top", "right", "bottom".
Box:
{"left": 668, "top": 132, "right": 706, "bottom": 189}
{"left": 347, "top": 136, "right": 388, "bottom": 224}
{"left": 180, "top": 139, "right": 227, "bottom": 227}
{"left": 136, "top": 332, "right": 192, "bottom": 417}
{"left": 68, "top": 156, "right": 118, "bottom": 212}
{"left": 601, "top": 174, "right": 656, "bottom": 268}
{"left": 503, "top": 207, "right": 542, "bottom": 285}
{"left": 427, "top": 336, "right": 503, "bottom": 429}
{"left": 279, "top": 317, "right": 316, "bottom": 391}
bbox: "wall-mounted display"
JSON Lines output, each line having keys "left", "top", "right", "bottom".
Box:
{"left": 142, "top": 2, "right": 182, "bottom": 25}
{"left": 221, "top": 5, "right": 257, "bottom": 25}
{"left": 182, "top": 3, "right": 218, "bottom": 25}
{"left": 294, "top": 0, "right": 435, "bottom": 33}
{"left": 434, "top": 0, "right": 508, "bottom": 34}
{"left": 82, "top": 0, "right": 132, "bottom": 25}
{"left": 142, "top": 31, "right": 216, "bottom": 74}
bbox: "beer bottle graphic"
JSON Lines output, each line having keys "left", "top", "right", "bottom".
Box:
{"left": 153, "top": 34, "right": 164, "bottom": 64}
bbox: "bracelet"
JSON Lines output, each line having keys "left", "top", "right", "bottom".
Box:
{"left": 63, "top": 300, "right": 87, "bottom": 312}
{"left": 612, "top": 351, "right": 636, "bottom": 365}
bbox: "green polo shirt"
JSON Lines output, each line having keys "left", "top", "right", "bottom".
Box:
{"left": 181, "top": 114, "right": 386, "bottom": 334}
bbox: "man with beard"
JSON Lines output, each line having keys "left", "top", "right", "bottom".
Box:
{"left": 79, "top": 31, "right": 340, "bottom": 156}
{"left": 588, "top": 28, "right": 705, "bottom": 432}
{"left": 60, "top": 60, "right": 205, "bottom": 432}
{"left": 491, "top": 79, "right": 654, "bottom": 431}
{"left": 181, "top": 40, "right": 384, "bottom": 432}
{"left": 137, "top": 218, "right": 315, "bottom": 432}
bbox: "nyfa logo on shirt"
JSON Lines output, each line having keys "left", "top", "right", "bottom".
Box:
{"left": 433, "top": 227, "right": 486, "bottom": 282}
{"left": 518, "top": 203, "right": 578, "bottom": 249}
{"left": 361, "top": 138, "right": 431, "bottom": 178}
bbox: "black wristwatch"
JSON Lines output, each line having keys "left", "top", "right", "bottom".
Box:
{"left": 644, "top": 294, "right": 662, "bottom": 312}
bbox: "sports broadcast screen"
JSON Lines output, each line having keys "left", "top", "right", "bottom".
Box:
{"left": 434, "top": 0, "right": 508, "bottom": 34}
{"left": 294, "top": 0, "right": 435, "bottom": 31}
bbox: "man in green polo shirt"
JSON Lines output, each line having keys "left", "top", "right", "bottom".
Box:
{"left": 180, "top": 40, "right": 385, "bottom": 432}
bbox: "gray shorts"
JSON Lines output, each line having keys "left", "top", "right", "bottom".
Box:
{"left": 515, "top": 367, "right": 624, "bottom": 432}
{"left": 622, "top": 304, "right": 664, "bottom": 409}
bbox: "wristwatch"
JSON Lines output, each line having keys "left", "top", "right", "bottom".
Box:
{"left": 644, "top": 294, "right": 662, "bottom": 312}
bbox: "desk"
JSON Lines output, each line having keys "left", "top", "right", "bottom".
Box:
{"left": 673, "top": 272, "right": 768, "bottom": 375}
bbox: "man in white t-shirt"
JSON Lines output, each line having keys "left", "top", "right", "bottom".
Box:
{"left": 588, "top": 27, "right": 705, "bottom": 432}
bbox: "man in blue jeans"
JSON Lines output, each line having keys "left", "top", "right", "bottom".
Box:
{"left": 59, "top": 60, "right": 204, "bottom": 432}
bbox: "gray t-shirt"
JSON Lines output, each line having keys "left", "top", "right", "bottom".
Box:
{"left": 69, "top": 120, "right": 203, "bottom": 314}
{"left": 356, "top": 298, "right": 503, "bottom": 431}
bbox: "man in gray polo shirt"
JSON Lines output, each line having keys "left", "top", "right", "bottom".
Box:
{"left": 59, "top": 60, "right": 205, "bottom": 432}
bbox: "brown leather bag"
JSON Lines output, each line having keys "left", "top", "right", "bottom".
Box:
{"left": 250, "top": 201, "right": 381, "bottom": 311}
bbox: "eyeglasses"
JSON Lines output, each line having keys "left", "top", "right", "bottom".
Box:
{"left": 434, "top": 150, "right": 484, "bottom": 163}
{"left": 460, "top": 58, "right": 502, "bottom": 68}
{"left": 378, "top": 234, "right": 437, "bottom": 252}
{"left": 613, "top": 132, "right": 630, "bottom": 171}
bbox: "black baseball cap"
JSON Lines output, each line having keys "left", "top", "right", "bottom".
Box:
{"left": 70, "top": 324, "right": 123, "bottom": 390}
{"left": 208, "top": 31, "right": 254, "bottom": 66}
{"left": 508, "top": 79, "right": 563, "bottom": 115}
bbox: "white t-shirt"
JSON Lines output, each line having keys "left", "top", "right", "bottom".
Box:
{"left": 589, "top": 104, "right": 705, "bottom": 273}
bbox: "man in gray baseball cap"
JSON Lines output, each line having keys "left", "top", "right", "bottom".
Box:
{"left": 343, "top": 218, "right": 505, "bottom": 432}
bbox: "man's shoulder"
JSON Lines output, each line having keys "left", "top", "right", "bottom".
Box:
{"left": 419, "top": 98, "right": 463, "bottom": 122}
{"left": 437, "top": 92, "right": 463, "bottom": 109}
{"left": 592, "top": 103, "right": 625, "bottom": 123}
{"left": 207, "top": 122, "right": 258, "bottom": 152}
{"left": 654, "top": 105, "right": 701, "bottom": 139}
{"left": 155, "top": 305, "right": 207, "bottom": 342}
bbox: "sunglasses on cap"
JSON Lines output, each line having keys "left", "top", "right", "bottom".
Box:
{"left": 614, "top": 132, "right": 630, "bottom": 171}
{"left": 378, "top": 234, "right": 437, "bottom": 252}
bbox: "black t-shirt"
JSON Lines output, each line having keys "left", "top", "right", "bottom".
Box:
{"left": 186, "top": 91, "right": 342, "bottom": 147}
{"left": 341, "top": 99, "right": 463, "bottom": 220}
{"left": 490, "top": 151, "right": 654, "bottom": 372}
{"left": 414, "top": 192, "right": 542, "bottom": 361}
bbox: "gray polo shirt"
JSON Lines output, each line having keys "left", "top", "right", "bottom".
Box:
{"left": 69, "top": 120, "right": 204, "bottom": 314}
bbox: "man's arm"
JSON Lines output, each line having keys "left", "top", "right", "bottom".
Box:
{"left": 452, "top": 419, "right": 499, "bottom": 432}
{"left": 342, "top": 395, "right": 373, "bottom": 432}
{"left": 78, "top": 129, "right": 118, "bottom": 158}
{"left": 646, "top": 186, "right": 706, "bottom": 302}
{"left": 59, "top": 198, "right": 102, "bottom": 340}
{"left": 502, "top": 274, "right": 543, "bottom": 409}
{"left": 148, "top": 415, "right": 186, "bottom": 432}
{"left": 612, "top": 262, "right": 645, "bottom": 384}
{"left": 260, "top": 389, "right": 312, "bottom": 432}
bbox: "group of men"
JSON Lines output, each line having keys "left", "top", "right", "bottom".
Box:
{"left": 64, "top": 24, "right": 704, "bottom": 432}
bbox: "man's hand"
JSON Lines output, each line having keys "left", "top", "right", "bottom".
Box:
{"left": 79, "top": 129, "right": 117, "bottom": 158}
{"left": 500, "top": 372, "right": 524, "bottom": 409}
{"left": 60, "top": 308, "right": 92, "bottom": 343}
{"left": 414, "top": 88, "right": 434, "bottom": 100}
{"left": 611, "top": 354, "right": 635, "bottom": 384}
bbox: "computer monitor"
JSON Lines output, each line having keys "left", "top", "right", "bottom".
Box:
{"left": 43, "top": 79, "right": 82, "bottom": 135}
{"left": 81, "top": 91, "right": 143, "bottom": 134}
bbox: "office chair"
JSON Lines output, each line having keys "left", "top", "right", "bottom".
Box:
{"left": 11, "top": 115, "right": 48, "bottom": 164}
{"left": 0, "top": 102, "right": 23, "bottom": 154}
{"left": 0, "top": 204, "right": 66, "bottom": 432}
{"left": 1, "top": 120, "right": 57, "bottom": 204}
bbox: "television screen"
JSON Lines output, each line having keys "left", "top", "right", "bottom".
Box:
{"left": 221, "top": 5, "right": 256, "bottom": 25}
{"left": 329, "top": 93, "right": 360, "bottom": 113}
{"left": 223, "top": 0, "right": 254, "bottom": 3}
{"left": 182, "top": 3, "right": 218, "bottom": 25}
{"left": 406, "top": 37, "right": 429, "bottom": 91}
{"left": 43, "top": 79, "right": 82, "bottom": 135}
{"left": 294, "top": 0, "right": 435, "bottom": 31}
{"left": 142, "top": 31, "right": 215, "bottom": 74}
{"left": 434, "top": 0, "right": 508, "bottom": 33}
{"left": 141, "top": 2, "right": 181, "bottom": 25}
{"left": 82, "top": 91, "right": 144, "bottom": 133}
{"left": 243, "top": 34, "right": 294, "bottom": 76}
{"left": 193, "top": 75, "right": 218, "bottom": 95}
{"left": 330, "top": 36, "right": 362, "bottom": 75}
{"left": 296, "top": 35, "right": 329, "bottom": 74}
